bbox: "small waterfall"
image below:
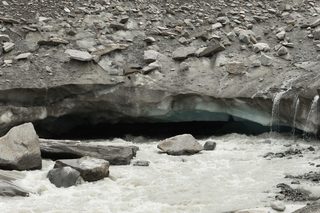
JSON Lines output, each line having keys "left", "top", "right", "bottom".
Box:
{"left": 292, "top": 97, "right": 300, "bottom": 138}
{"left": 303, "top": 95, "right": 319, "bottom": 136}
{"left": 270, "top": 91, "right": 287, "bottom": 132}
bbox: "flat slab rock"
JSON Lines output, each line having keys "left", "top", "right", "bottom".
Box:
{"left": 54, "top": 156, "right": 109, "bottom": 182}
{"left": 157, "top": 134, "right": 203, "bottom": 155}
{"left": 40, "top": 139, "right": 138, "bottom": 165}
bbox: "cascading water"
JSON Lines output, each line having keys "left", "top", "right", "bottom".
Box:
{"left": 270, "top": 91, "right": 287, "bottom": 132}
{"left": 292, "top": 97, "right": 300, "bottom": 138}
{"left": 303, "top": 95, "right": 319, "bottom": 137}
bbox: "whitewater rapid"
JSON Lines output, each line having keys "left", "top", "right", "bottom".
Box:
{"left": 0, "top": 134, "right": 319, "bottom": 213}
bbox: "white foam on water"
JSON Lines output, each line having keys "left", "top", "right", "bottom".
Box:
{"left": 0, "top": 134, "right": 319, "bottom": 213}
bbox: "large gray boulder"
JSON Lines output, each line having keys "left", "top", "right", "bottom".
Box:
{"left": 0, "top": 180, "right": 29, "bottom": 197}
{"left": 157, "top": 134, "right": 203, "bottom": 155}
{"left": 40, "top": 139, "right": 138, "bottom": 165}
{"left": 47, "top": 166, "right": 83, "bottom": 188}
{"left": 0, "top": 123, "right": 42, "bottom": 170}
{"left": 54, "top": 156, "right": 109, "bottom": 182}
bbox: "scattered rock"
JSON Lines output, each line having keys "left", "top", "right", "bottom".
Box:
{"left": 172, "top": 46, "right": 197, "bottom": 61}
{"left": 276, "top": 30, "right": 286, "bottom": 40}
{"left": 142, "top": 61, "right": 161, "bottom": 74}
{"left": 224, "top": 61, "right": 247, "bottom": 75}
{"left": 0, "top": 123, "right": 41, "bottom": 171}
{"left": 54, "top": 156, "right": 109, "bottom": 182}
{"left": 65, "top": 49, "right": 93, "bottom": 61}
{"left": 253, "top": 43, "right": 270, "bottom": 53}
{"left": 313, "top": 28, "right": 320, "bottom": 40}
{"left": 157, "top": 134, "right": 203, "bottom": 155}
{"left": 15, "top": 52, "right": 32, "bottom": 60}
{"left": 203, "top": 141, "right": 216, "bottom": 151}
{"left": 3, "top": 42, "right": 14, "bottom": 52}
{"left": 0, "top": 34, "right": 10, "bottom": 43}
{"left": 47, "top": 166, "right": 83, "bottom": 188}
{"left": 144, "top": 50, "right": 160, "bottom": 63}
{"left": 212, "top": 22, "right": 223, "bottom": 30}
{"left": 38, "top": 37, "right": 69, "bottom": 46}
{"left": 197, "top": 42, "right": 225, "bottom": 57}
{"left": 277, "top": 46, "right": 289, "bottom": 56}
{"left": 260, "top": 53, "right": 273, "bottom": 66}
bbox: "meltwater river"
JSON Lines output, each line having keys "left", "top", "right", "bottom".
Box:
{"left": 0, "top": 133, "right": 319, "bottom": 213}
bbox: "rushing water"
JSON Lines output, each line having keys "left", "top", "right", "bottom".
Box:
{"left": 292, "top": 98, "right": 300, "bottom": 138}
{"left": 304, "top": 95, "right": 319, "bottom": 136}
{"left": 270, "top": 91, "right": 287, "bottom": 132}
{"left": 0, "top": 134, "right": 319, "bottom": 213}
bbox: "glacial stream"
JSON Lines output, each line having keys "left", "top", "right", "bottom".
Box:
{"left": 0, "top": 133, "right": 319, "bottom": 213}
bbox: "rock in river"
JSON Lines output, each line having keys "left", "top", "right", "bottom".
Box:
{"left": 0, "top": 123, "right": 42, "bottom": 170}
{"left": 0, "top": 180, "right": 29, "bottom": 197}
{"left": 47, "top": 166, "right": 83, "bottom": 188}
{"left": 157, "top": 134, "right": 203, "bottom": 155}
{"left": 54, "top": 156, "right": 109, "bottom": 182}
{"left": 40, "top": 139, "right": 138, "bottom": 165}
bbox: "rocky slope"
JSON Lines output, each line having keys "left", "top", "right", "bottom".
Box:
{"left": 1, "top": 0, "right": 320, "bottom": 136}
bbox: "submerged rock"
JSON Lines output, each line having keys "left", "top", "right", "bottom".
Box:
{"left": 133, "top": 160, "right": 150, "bottom": 167}
{"left": 54, "top": 156, "right": 109, "bottom": 182}
{"left": 203, "top": 141, "right": 216, "bottom": 151}
{"left": 157, "top": 134, "right": 203, "bottom": 155}
{"left": 48, "top": 166, "right": 83, "bottom": 188}
{"left": 0, "top": 180, "right": 29, "bottom": 197}
{"left": 0, "top": 123, "right": 42, "bottom": 170}
{"left": 40, "top": 139, "right": 138, "bottom": 165}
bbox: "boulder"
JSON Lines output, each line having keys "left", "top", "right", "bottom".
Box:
{"left": 0, "top": 180, "right": 29, "bottom": 196}
{"left": 0, "top": 123, "right": 42, "bottom": 170}
{"left": 54, "top": 156, "right": 109, "bottom": 182}
{"left": 40, "top": 139, "right": 138, "bottom": 165}
{"left": 203, "top": 141, "right": 216, "bottom": 151}
{"left": 157, "top": 134, "right": 203, "bottom": 155}
{"left": 47, "top": 166, "right": 83, "bottom": 188}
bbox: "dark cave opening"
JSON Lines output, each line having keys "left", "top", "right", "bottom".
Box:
{"left": 33, "top": 114, "right": 302, "bottom": 140}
